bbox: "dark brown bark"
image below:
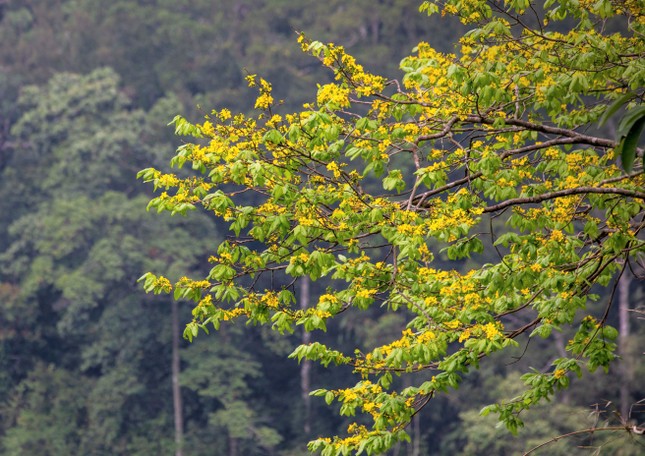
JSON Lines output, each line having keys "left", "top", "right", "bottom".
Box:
{"left": 483, "top": 187, "right": 645, "bottom": 214}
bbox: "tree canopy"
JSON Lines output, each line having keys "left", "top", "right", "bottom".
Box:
{"left": 140, "top": 1, "right": 645, "bottom": 454}
{"left": 0, "top": 67, "right": 212, "bottom": 454}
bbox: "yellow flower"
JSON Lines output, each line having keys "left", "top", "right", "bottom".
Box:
{"left": 483, "top": 322, "right": 501, "bottom": 340}
{"left": 261, "top": 291, "right": 279, "bottom": 308}
{"left": 444, "top": 320, "right": 460, "bottom": 329}
{"left": 356, "top": 288, "right": 376, "bottom": 299}
{"left": 255, "top": 92, "right": 273, "bottom": 110}
{"left": 245, "top": 74, "right": 257, "bottom": 87}
{"left": 396, "top": 223, "right": 415, "bottom": 235}
{"left": 319, "top": 294, "right": 339, "bottom": 305}
{"left": 200, "top": 121, "right": 215, "bottom": 136}
{"left": 550, "top": 229, "right": 565, "bottom": 242}
{"left": 156, "top": 173, "right": 179, "bottom": 188}
{"left": 317, "top": 83, "right": 351, "bottom": 108}
{"left": 198, "top": 294, "right": 213, "bottom": 307}
{"left": 153, "top": 276, "right": 172, "bottom": 292}
{"left": 417, "top": 330, "right": 436, "bottom": 343}
{"left": 458, "top": 328, "right": 472, "bottom": 343}
{"left": 326, "top": 161, "right": 341, "bottom": 178}
{"left": 424, "top": 296, "right": 438, "bottom": 306}
{"left": 266, "top": 114, "right": 282, "bottom": 127}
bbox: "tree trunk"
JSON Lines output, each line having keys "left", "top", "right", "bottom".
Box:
{"left": 229, "top": 435, "right": 238, "bottom": 456}
{"left": 618, "top": 272, "right": 631, "bottom": 421}
{"left": 370, "top": 16, "right": 380, "bottom": 45}
{"left": 171, "top": 300, "right": 184, "bottom": 456}
{"left": 300, "top": 276, "right": 312, "bottom": 435}
{"left": 553, "top": 331, "right": 570, "bottom": 405}
{"left": 411, "top": 413, "right": 420, "bottom": 456}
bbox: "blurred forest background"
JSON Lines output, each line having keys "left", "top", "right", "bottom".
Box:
{"left": 0, "top": 1, "right": 643, "bottom": 455}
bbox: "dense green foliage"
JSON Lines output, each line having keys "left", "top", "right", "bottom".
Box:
{"left": 0, "top": 1, "right": 643, "bottom": 455}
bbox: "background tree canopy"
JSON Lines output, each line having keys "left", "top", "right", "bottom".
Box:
{"left": 1, "top": 1, "right": 644, "bottom": 455}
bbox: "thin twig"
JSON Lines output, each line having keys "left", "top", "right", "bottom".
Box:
{"left": 523, "top": 426, "right": 637, "bottom": 455}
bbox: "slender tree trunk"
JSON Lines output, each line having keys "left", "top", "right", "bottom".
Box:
{"left": 553, "top": 331, "right": 570, "bottom": 404}
{"left": 229, "top": 435, "right": 238, "bottom": 456}
{"left": 411, "top": 413, "right": 420, "bottom": 456}
{"left": 171, "top": 300, "right": 184, "bottom": 456}
{"left": 370, "top": 15, "right": 380, "bottom": 44}
{"left": 618, "top": 272, "right": 631, "bottom": 421}
{"left": 300, "top": 277, "right": 312, "bottom": 435}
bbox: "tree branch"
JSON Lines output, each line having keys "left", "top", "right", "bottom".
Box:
{"left": 466, "top": 115, "right": 617, "bottom": 149}
{"left": 523, "top": 425, "right": 641, "bottom": 455}
{"left": 483, "top": 187, "right": 645, "bottom": 214}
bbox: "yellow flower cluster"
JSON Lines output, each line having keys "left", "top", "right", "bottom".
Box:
{"left": 355, "top": 288, "right": 377, "bottom": 299}
{"left": 254, "top": 78, "right": 274, "bottom": 110}
{"left": 255, "top": 92, "right": 273, "bottom": 110}
{"left": 423, "top": 295, "right": 438, "bottom": 306}
{"left": 458, "top": 327, "right": 472, "bottom": 343}
{"left": 197, "top": 294, "right": 213, "bottom": 307}
{"left": 418, "top": 267, "right": 451, "bottom": 282}
{"left": 316, "top": 83, "right": 351, "bottom": 108}
{"left": 200, "top": 120, "right": 215, "bottom": 136}
{"left": 444, "top": 320, "right": 460, "bottom": 329}
{"left": 312, "top": 308, "right": 332, "bottom": 319}
{"left": 177, "top": 277, "right": 211, "bottom": 289}
{"left": 312, "top": 41, "right": 386, "bottom": 97}
{"left": 396, "top": 223, "right": 424, "bottom": 236}
{"left": 326, "top": 161, "right": 341, "bottom": 178}
{"left": 425, "top": 208, "right": 477, "bottom": 240}
{"left": 482, "top": 322, "right": 501, "bottom": 340}
{"left": 155, "top": 173, "right": 180, "bottom": 188}
{"left": 260, "top": 291, "right": 279, "bottom": 309}
{"left": 550, "top": 229, "right": 565, "bottom": 242}
{"left": 457, "top": 322, "right": 503, "bottom": 343}
{"left": 222, "top": 308, "right": 248, "bottom": 322}
{"left": 289, "top": 252, "right": 310, "bottom": 265}
{"left": 257, "top": 201, "right": 287, "bottom": 215}
{"left": 266, "top": 114, "right": 282, "bottom": 127}
{"left": 332, "top": 427, "right": 366, "bottom": 447}
{"left": 153, "top": 276, "right": 172, "bottom": 292}
{"left": 417, "top": 329, "right": 436, "bottom": 344}
{"left": 551, "top": 196, "right": 579, "bottom": 225}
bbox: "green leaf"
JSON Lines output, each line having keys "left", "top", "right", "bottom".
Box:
{"left": 598, "top": 92, "right": 633, "bottom": 127}
{"left": 601, "top": 325, "right": 618, "bottom": 340}
{"left": 617, "top": 105, "right": 645, "bottom": 138}
{"left": 263, "top": 129, "right": 284, "bottom": 144}
{"left": 618, "top": 115, "right": 645, "bottom": 173}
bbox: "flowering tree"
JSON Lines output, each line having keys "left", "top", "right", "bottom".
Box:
{"left": 139, "top": 1, "right": 644, "bottom": 454}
